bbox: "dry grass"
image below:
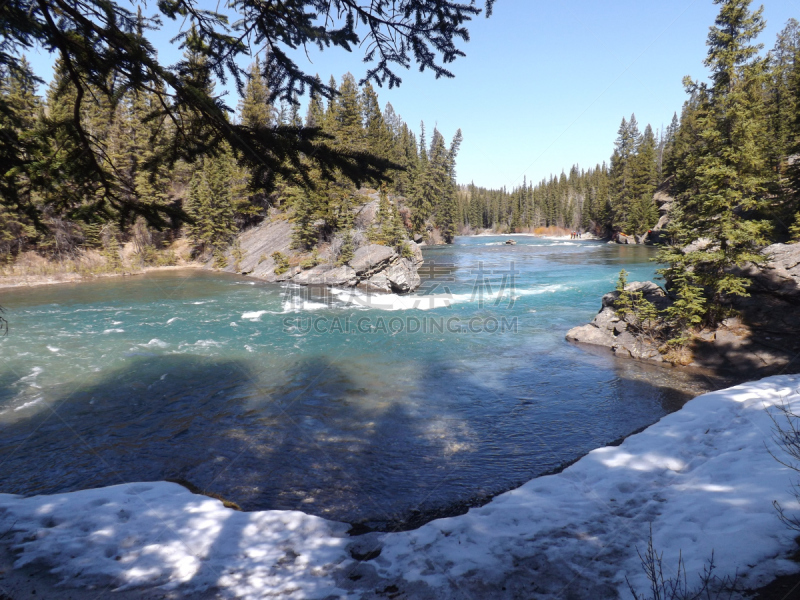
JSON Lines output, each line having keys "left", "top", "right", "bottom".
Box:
{"left": 0, "top": 239, "right": 197, "bottom": 287}
{"left": 532, "top": 226, "right": 574, "bottom": 237}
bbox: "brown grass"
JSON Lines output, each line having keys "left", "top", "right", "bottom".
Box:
{"left": 532, "top": 226, "right": 573, "bottom": 237}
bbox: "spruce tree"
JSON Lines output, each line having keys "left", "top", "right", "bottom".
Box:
{"left": 0, "top": 57, "right": 40, "bottom": 257}
{"left": 239, "top": 58, "right": 273, "bottom": 129}
{"left": 659, "top": 0, "right": 774, "bottom": 325}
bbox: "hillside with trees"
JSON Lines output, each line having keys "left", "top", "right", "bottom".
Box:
{"left": 459, "top": 114, "right": 675, "bottom": 237}
{"left": 1, "top": 0, "right": 488, "bottom": 277}
{"left": 0, "top": 49, "right": 462, "bottom": 272}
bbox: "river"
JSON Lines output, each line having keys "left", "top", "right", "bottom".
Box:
{"left": 0, "top": 236, "right": 724, "bottom": 531}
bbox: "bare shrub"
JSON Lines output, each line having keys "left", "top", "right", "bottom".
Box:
{"left": 627, "top": 525, "right": 740, "bottom": 600}
{"left": 769, "top": 400, "right": 800, "bottom": 531}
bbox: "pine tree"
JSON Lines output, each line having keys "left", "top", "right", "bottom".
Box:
{"left": 609, "top": 116, "right": 638, "bottom": 230}
{"left": 239, "top": 58, "right": 273, "bottom": 129}
{"left": 361, "top": 82, "right": 391, "bottom": 163}
{"left": 184, "top": 154, "right": 238, "bottom": 256}
{"left": 659, "top": 0, "right": 774, "bottom": 325}
{"left": 0, "top": 57, "right": 41, "bottom": 257}
{"left": 332, "top": 73, "right": 364, "bottom": 151}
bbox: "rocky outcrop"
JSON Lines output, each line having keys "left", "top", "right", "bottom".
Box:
{"left": 567, "top": 242, "right": 800, "bottom": 378}
{"left": 216, "top": 192, "right": 425, "bottom": 293}
{"left": 384, "top": 259, "right": 421, "bottom": 292}
{"left": 349, "top": 244, "right": 397, "bottom": 276}
{"left": 219, "top": 218, "right": 293, "bottom": 279}
{"left": 566, "top": 282, "right": 671, "bottom": 362}
{"left": 291, "top": 244, "right": 424, "bottom": 293}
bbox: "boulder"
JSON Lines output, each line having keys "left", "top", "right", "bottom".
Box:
{"left": 617, "top": 233, "right": 635, "bottom": 244}
{"left": 566, "top": 280, "right": 670, "bottom": 362}
{"left": 322, "top": 265, "right": 358, "bottom": 287}
{"left": 292, "top": 264, "right": 335, "bottom": 285}
{"left": 348, "top": 244, "right": 397, "bottom": 276}
{"left": 566, "top": 324, "right": 616, "bottom": 347}
{"left": 683, "top": 237, "right": 713, "bottom": 254}
{"left": 592, "top": 306, "right": 620, "bottom": 330}
{"left": 276, "top": 266, "right": 301, "bottom": 282}
{"left": 358, "top": 273, "right": 392, "bottom": 293}
{"left": 384, "top": 259, "right": 421, "bottom": 293}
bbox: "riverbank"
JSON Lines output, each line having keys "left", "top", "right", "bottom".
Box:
{"left": 0, "top": 263, "right": 205, "bottom": 289}
{"left": 0, "top": 375, "right": 798, "bottom": 599}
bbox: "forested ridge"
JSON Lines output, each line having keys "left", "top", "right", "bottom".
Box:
{"left": 1, "top": 0, "right": 490, "bottom": 273}
{"left": 0, "top": 44, "right": 462, "bottom": 267}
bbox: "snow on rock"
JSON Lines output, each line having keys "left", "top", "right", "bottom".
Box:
{"left": 2, "top": 376, "right": 800, "bottom": 598}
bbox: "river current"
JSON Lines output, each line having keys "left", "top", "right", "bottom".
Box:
{"left": 0, "top": 236, "right": 722, "bottom": 530}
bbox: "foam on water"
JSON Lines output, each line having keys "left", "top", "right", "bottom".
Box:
{"left": 142, "top": 339, "right": 169, "bottom": 348}
{"left": 242, "top": 310, "right": 270, "bottom": 321}
{"left": 14, "top": 396, "right": 44, "bottom": 411}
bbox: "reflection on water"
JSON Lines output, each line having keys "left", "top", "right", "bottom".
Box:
{"left": 0, "top": 237, "right": 725, "bottom": 530}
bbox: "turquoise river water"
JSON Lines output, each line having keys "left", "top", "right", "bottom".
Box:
{"left": 0, "top": 236, "right": 723, "bottom": 531}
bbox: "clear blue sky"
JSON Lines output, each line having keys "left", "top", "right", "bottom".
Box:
{"left": 24, "top": 0, "right": 800, "bottom": 189}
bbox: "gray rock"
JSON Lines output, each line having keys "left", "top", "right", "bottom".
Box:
{"left": 276, "top": 266, "right": 301, "bottom": 282}
{"left": 292, "top": 264, "right": 335, "bottom": 285}
{"left": 385, "top": 259, "right": 421, "bottom": 293}
{"left": 683, "top": 237, "right": 713, "bottom": 254}
{"left": 348, "top": 244, "right": 397, "bottom": 276}
{"left": 565, "top": 324, "right": 616, "bottom": 347}
{"left": 617, "top": 234, "right": 635, "bottom": 244}
{"left": 358, "top": 273, "right": 392, "bottom": 293}
{"left": 567, "top": 280, "right": 670, "bottom": 362}
{"left": 409, "top": 242, "right": 424, "bottom": 266}
{"left": 614, "top": 331, "right": 662, "bottom": 361}
{"left": 322, "top": 265, "right": 358, "bottom": 287}
{"left": 592, "top": 306, "right": 620, "bottom": 330}
{"left": 654, "top": 214, "right": 670, "bottom": 231}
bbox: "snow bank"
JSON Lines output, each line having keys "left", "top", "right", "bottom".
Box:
{"left": 1, "top": 375, "right": 800, "bottom": 598}
{"left": 0, "top": 483, "right": 352, "bottom": 598}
